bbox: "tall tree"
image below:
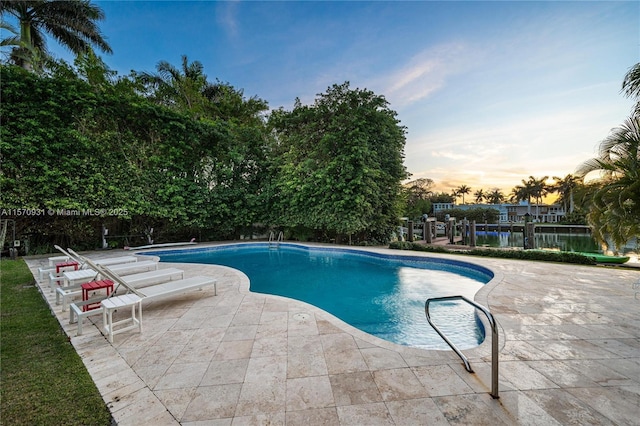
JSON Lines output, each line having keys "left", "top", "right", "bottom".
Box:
{"left": 527, "top": 175, "right": 549, "bottom": 220}
{"left": 485, "top": 188, "right": 505, "bottom": 205}
{"left": 473, "top": 189, "right": 485, "bottom": 204}
{"left": 0, "top": 20, "right": 40, "bottom": 66}
{"left": 269, "top": 82, "right": 408, "bottom": 243}
{"left": 404, "top": 178, "right": 434, "bottom": 219}
{"left": 576, "top": 114, "right": 640, "bottom": 250}
{"left": 450, "top": 188, "right": 459, "bottom": 204}
{"left": 0, "top": 21, "right": 20, "bottom": 49}
{"left": 551, "top": 174, "right": 579, "bottom": 214}
{"left": 138, "top": 56, "right": 272, "bottom": 237}
{"left": 509, "top": 181, "right": 533, "bottom": 214}
{"left": 455, "top": 185, "right": 471, "bottom": 204}
{"left": 0, "top": 0, "right": 112, "bottom": 71}
{"left": 429, "top": 192, "right": 455, "bottom": 204}
{"left": 138, "top": 55, "right": 211, "bottom": 118}
{"left": 405, "top": 178, "right": 434, "bottom": 200}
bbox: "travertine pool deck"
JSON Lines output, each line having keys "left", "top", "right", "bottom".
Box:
{"left": 25, "top": 245, "right": 640, "bottom": 425}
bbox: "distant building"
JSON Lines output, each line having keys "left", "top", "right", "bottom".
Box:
{"left": 433, "top": 201, "right": 566, "bottom": 223}
{"left": 432, "top": 203, "right": 455, "bottom": 214}
{"left": 502, "top": 201, "right": 566, "bottom": 223}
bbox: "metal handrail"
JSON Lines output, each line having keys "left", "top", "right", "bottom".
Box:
{"left": 425, "top": 295, "right": 499, "bottom": 399}
{"left": 268, "top": 231, "right": 284, "bottom": 249}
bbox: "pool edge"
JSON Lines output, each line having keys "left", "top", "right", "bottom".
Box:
{"left": 137, "top": 241, "right": 502, "bottom": 357}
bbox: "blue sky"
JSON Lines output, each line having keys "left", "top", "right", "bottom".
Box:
{"left": 29, "top": 1, "right": 640, "bottom": 195}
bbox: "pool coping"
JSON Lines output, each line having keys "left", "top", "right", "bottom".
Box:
{"left": 134, "top": 242, "right": 503, "bottom": 357}
{"left": 136, "top": 241, "right": 500, "bottom": 353}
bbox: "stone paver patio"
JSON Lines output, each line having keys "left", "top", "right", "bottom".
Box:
{"left": 25, "top": 244, "right": 640, "bottom": 425}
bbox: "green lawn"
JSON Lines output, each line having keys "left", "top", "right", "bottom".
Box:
{"left": 0, "top": 258, "right": 112, "bottom": 425}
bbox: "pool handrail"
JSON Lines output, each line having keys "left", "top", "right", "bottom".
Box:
{"left": 425, "top": 295, "right": 499, "bottom": 399}
{"left": 268, "top": 231, "right": 284, "bottom": 249}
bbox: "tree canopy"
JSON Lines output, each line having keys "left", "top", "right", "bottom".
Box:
{"left": 403, "top": 178, "right": 434, "bottom": 220}
{"left": 268, "top": 82, "right": 408, "bottom": 243}
{"left": 576, "top": 114, "right": 640, "bottom": 250}
{"left": 570, "top": 63, "right": 640, "bottom": 250}
{"left": 0, "top": 61, "right": 273, "bottom": 248}
{"left": 0, "top": 0, "right": 111, "bottom": 71}
{"left": 1, "top": 65, "right": 408, "bottom": 250}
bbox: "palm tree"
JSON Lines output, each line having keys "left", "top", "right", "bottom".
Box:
{"left": 1, "top": 21, "right": 20, "bottom": 50}
{"left": 139, "top": 55, "right": 211, "bottom": 118}
{"left": 486, "top": 188, "right": 505, "bottom": 205}
{"left": 473, "top": 189, "right": 485, "bottom": 204}
{"left": 576, "top": 114, "right": 640, "bottom": 250}
{"left": 450, "top": 188, "right": 459, "bottom": 205}
{"left": 551, "top": 174, "right": 579, "bottom": 214}
{"left": 456, "top": 185, "right": 471, "bottom": 204}
{"left": 0, "top": 20, "right": 40, "bottom": 67}
{"left": 527, "top": 175, "right": 549, "bottom": 220}
{"left": 0, "top": 0, "right": 112, "bottom": 71}
{"left": 509, "top": 181, "right": 533, "bottom": 214}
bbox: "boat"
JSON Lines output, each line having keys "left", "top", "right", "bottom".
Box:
{"left": 573, "top": 252, "right": 630, "bottom": 264}
{"left": 535, "top": 249, "right": 630, "bottom": 264}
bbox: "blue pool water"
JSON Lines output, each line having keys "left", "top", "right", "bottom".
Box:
{"left": 149, "top": 243, "right": 494, "bottom": 350}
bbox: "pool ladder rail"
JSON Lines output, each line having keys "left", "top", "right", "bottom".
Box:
{"left": 425, "top": 295, "right": 499, "bottom": 399}
{"left": 268, "top": 231, "right": 283, "bottom": 249}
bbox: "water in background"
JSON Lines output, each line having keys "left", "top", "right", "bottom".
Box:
{"left": 474, "top": 232, "right": 600, "bottom": 252}
{"left": 473, "top": 231, "right": 638, "bottom": 262}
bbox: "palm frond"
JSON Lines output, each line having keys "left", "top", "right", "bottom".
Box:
{"left": 2, "top": 0, "right": 111, "bottom": 69}
{"left": 0, "top": 35, "right": 21, "bottom": 47}
{"left": 622, "top": 62, "right": 640, "bottom": 100}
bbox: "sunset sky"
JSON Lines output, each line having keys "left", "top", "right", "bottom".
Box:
{"left": 31, "top": 1, "right": 639, "bottom": 197}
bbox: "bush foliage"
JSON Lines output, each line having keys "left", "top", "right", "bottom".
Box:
{"left": 1, "top": 64, "right": 407, "bottom": 251}
{"left": 388, "top": 241, "right": 597, "bottom": 265}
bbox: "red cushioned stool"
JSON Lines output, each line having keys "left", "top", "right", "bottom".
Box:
{"left": 81, "top": 279, "right": 114, "bottom": 312}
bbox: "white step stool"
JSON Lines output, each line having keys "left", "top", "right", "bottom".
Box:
{"left": 101, "top": 294, "right": 142, "bottom": 343}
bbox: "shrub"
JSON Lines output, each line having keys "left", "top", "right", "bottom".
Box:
{"left": 388, "top": 241, "right": 596, "bottom": 265}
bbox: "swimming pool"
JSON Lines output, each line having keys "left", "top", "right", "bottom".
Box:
{"left": 149, "top": 243, "right": 494, "bottom": 350}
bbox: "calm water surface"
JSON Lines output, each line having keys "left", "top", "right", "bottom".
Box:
{"left": 153, "top": 244, "right": 493, "bottom": 350}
